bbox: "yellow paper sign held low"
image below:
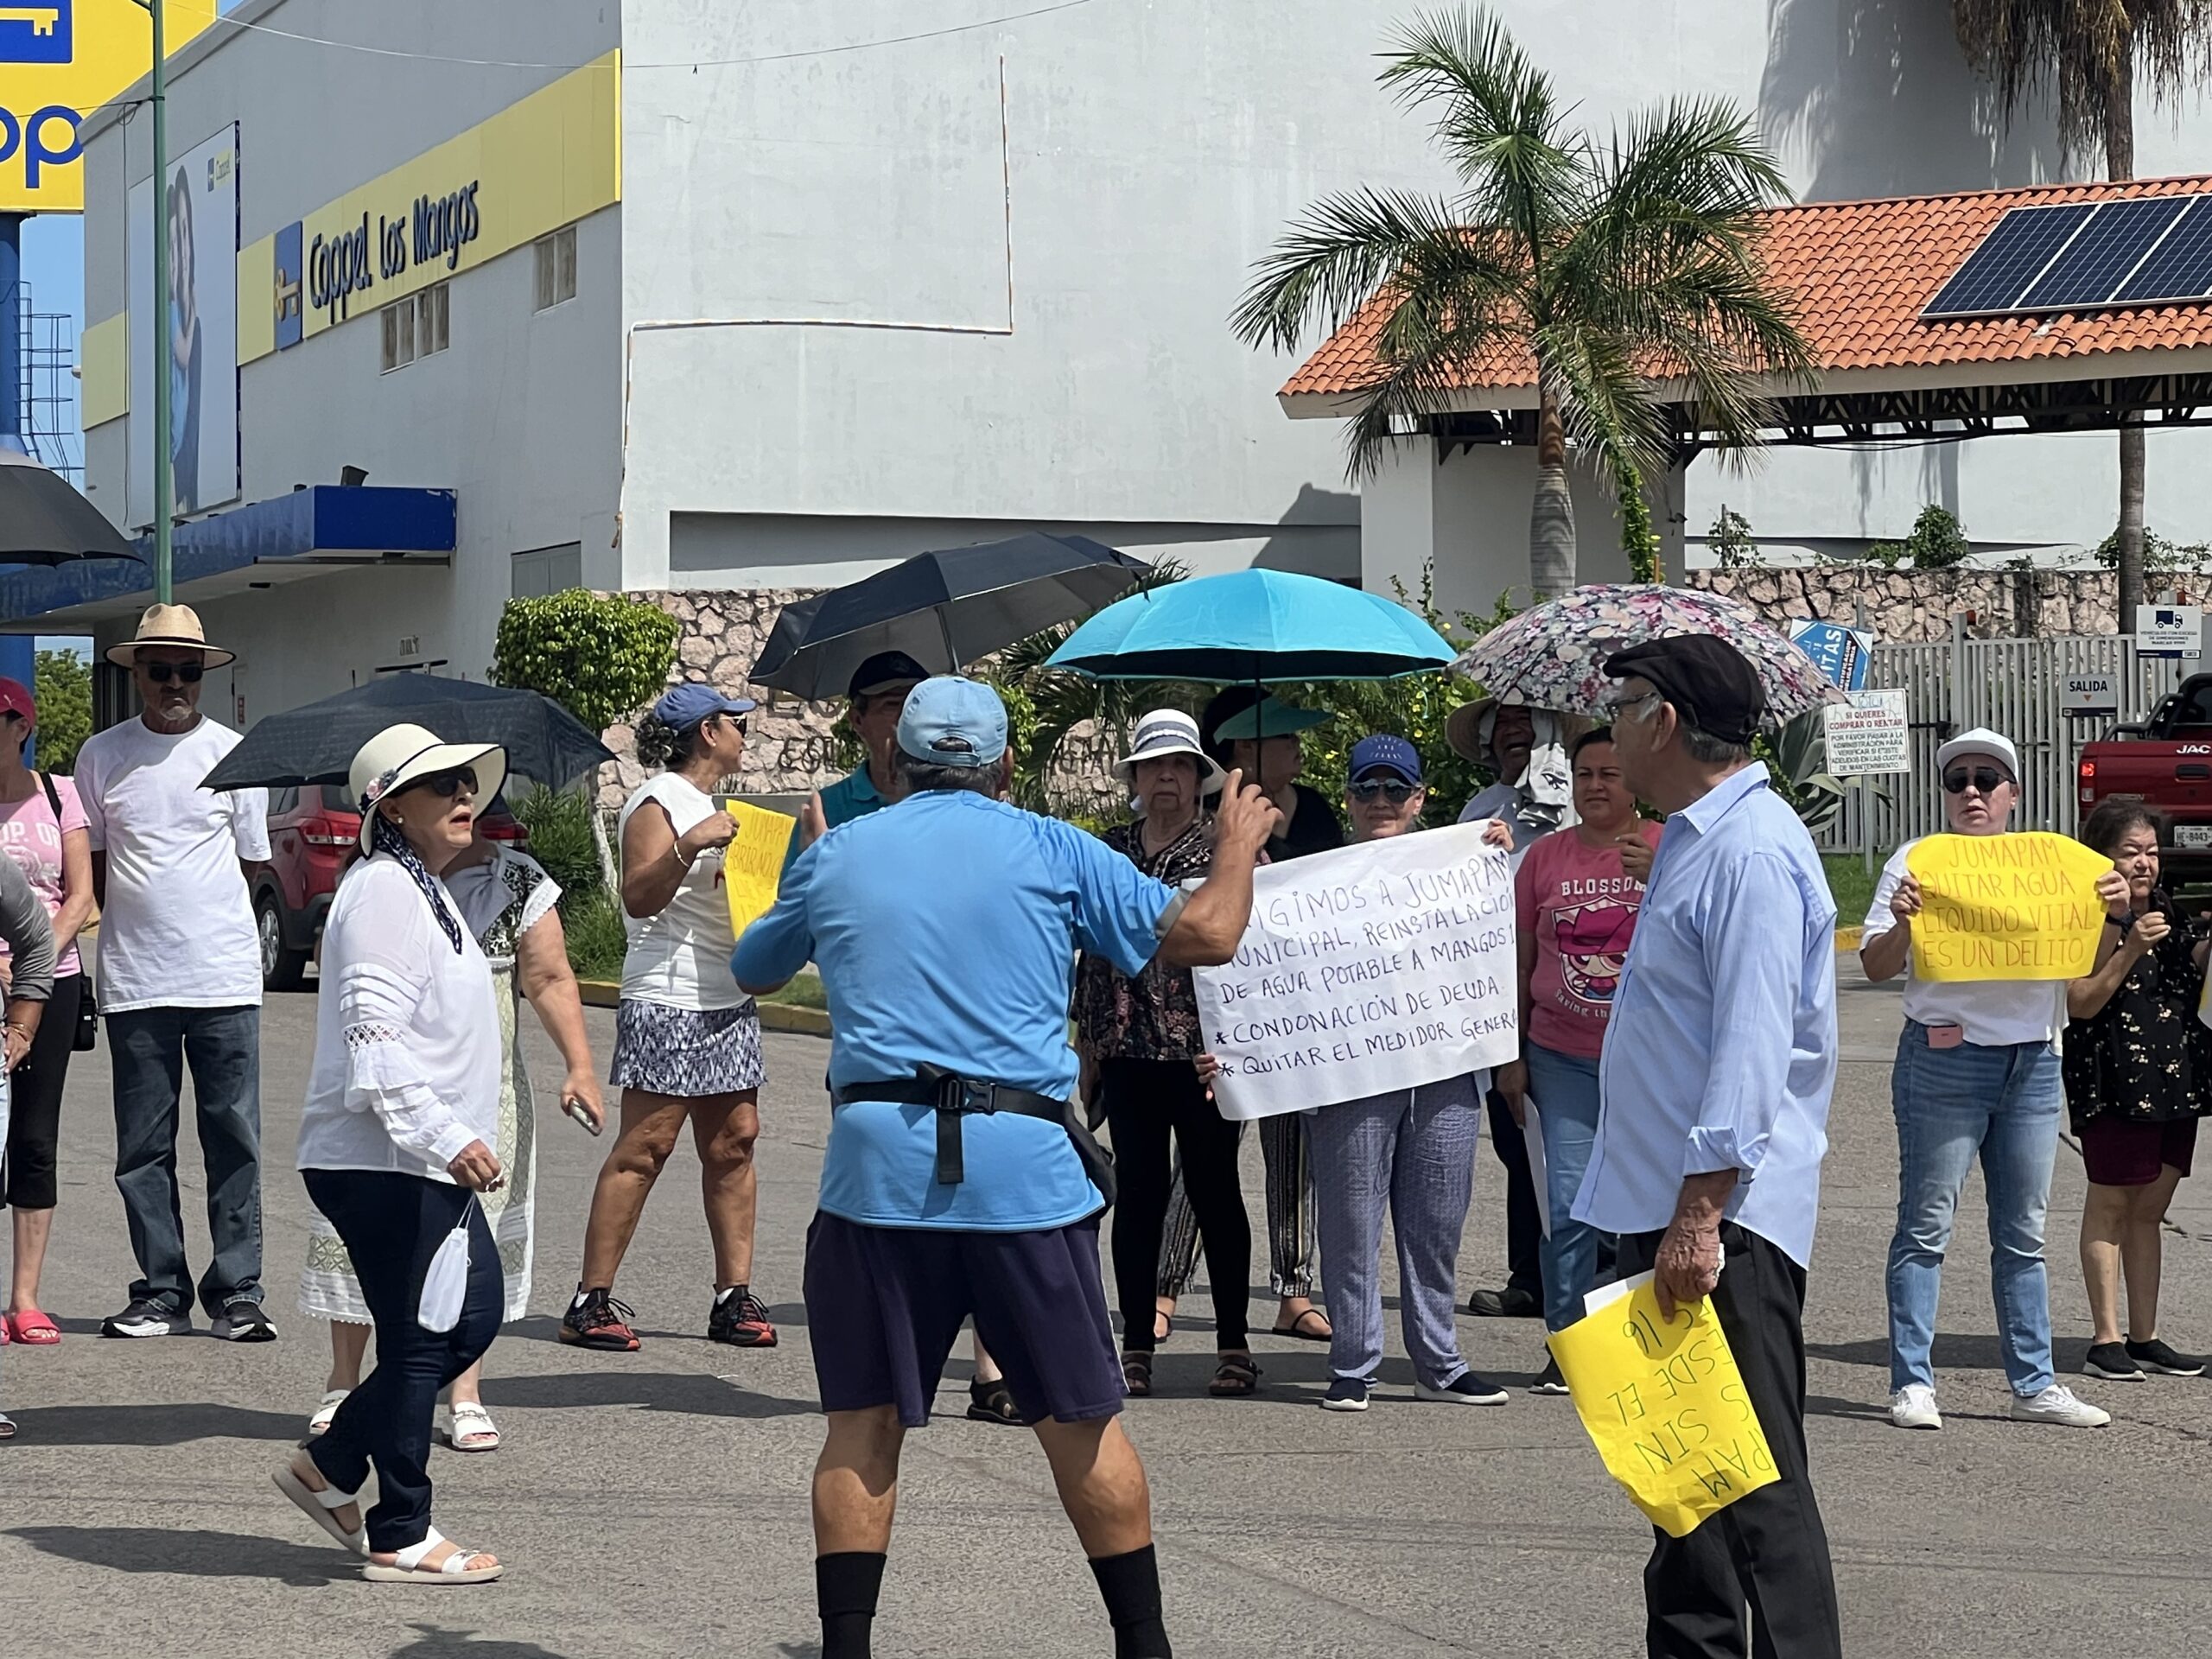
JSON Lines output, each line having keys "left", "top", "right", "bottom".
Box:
{"left": 1904, "top": 831, "right": 2112, "bottom": 982}
{"left": 723, "top": 801, "right": 796, "bottom": 937}
{"left": 1549, "top": 1274, "right": 1778, "bottom": 1538}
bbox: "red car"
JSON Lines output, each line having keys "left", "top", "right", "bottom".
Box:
{"left": 254, "top": 783, "right": 527, "bottom": 989}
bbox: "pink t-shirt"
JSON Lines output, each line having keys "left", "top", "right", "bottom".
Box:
{"left": 0, "top": 773, "right": 87, "bottom": 976}
{"left": 1516, "top": 820, "right": 1663, "bottom": 1060}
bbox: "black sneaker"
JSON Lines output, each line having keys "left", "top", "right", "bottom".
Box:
{"left": 1415, "top": 1372, "right": 1510, "bottom": 1405}
{"left": 1529, "top": 1357, "right": 1571, "bottom": 1395}
{"left": 2084, "top": 1341, "right": 2145, "bottom": 1380}
{"left": 99, "top": 1298, "right": 191, "bottom": 1338}
{"left": 1467, "top": 1286, "right": 1541, "bottom": 1319}
{"left": 1319, "top": 1376, "right": 1374, "bottom": 1413}
{"left": 2126, "top": 1336, "right": 2208, "bottom": 1376}
{"left": 559, "top": 1288, "right": 641, "bottom": 1351}
{"left": 707, "top": 1288, "right": 778, "bottom": 1348}
{"left": 209, "top": 1300, "right": 277, "bottom": 1343}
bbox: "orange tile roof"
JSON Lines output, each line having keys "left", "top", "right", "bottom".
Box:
{"left": 1281, "top": 174, "right": 2212, "bottom": 402}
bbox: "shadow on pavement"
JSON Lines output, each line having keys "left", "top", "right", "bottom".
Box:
{"left": 6, "top": 1402, "right": 305, "bottom": 1445}
{"left": 1808, "top": 1333, "right": 2078, "bottom": 1375}
{"left": 391, "top": 1626, "right": 578, "bottom": 1659}
{"left": 5, "top": 1526, "right": 354, "bottom": 1587}
{"left": 480, "top": 1369, "right": 815, "bottom": 1419}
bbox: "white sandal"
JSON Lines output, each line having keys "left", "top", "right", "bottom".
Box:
{"left": 272, "top": 1459, "right": 367, "bottom": 1554}
{"left": 434, "top": 1401, "right": 500, "bottom": 1452}
{"left": 363, "top": 1524, "right": 504, "bottom": 1584}
{"left": 308, "top": 1389, "right": 349, "bottom": 1437}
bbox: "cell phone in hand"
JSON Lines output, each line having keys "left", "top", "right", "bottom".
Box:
{"left": 563, "top": 1098, "right": 602, "bottom": 1136}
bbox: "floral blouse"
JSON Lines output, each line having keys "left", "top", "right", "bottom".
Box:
{"left": 2062, "top": 897, "right": 2209, "bottom": 1130}
{"left": 1074, "top": 815, "right": 1213, "bottom": 1061}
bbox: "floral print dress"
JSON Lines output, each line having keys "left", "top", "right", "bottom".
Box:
{"left": 2062, "top": 897, "right": 2209, "bottom": 1135}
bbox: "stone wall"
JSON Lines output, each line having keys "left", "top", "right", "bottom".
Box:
{"left": 1684, "top": 566, "right": 2120, "bottom": 642}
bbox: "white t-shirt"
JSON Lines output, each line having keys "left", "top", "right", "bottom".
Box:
{"left": 76, "top": 716, "right": 270, "bottom": 1013}
{"left": 618, "top": 773, "right": 742, "bottom": 1011}
{"left": 1863, "top": 839, "right": 2068, "bottom": 1046}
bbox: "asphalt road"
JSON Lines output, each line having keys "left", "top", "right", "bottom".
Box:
{"left": 3, "top": 963, "right": 2209, "bottom": 1658}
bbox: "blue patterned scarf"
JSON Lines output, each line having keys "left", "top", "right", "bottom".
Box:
{"left": 369, "top": 811, "right": 465, "bottom": 955}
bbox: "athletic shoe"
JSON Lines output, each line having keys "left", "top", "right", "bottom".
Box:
{"left": 2084, "top": 1341, "right": 2145, "bottom": 1381}
{"left": 1466, "top": 1287, "right": 1541, "bottom": 1319}
{"left": 1529, "top": 1357, "right": 1571, "bottom": 1395}
{"left": 707, "top": 1289, "right": 778, "bottom": 1348}
{"left": 209, "top": 1300, "right": 278, "bottom": 1343}
{"left": 560, "top": 1288, "right": 641, "bottom": 1351}
{"left": 1415, "top": 1372, "right": 1510, "bottom": 1406}
{"left": 1319, "top": 1376, "right": 1374, "bottom": 1413}
{"left": 99, "top": 1298, "right": 191, "bottom": 1338}
{"left": 2009, "top": 1384, "right": 2111, "bottom": 1427}
{"left": 1888, "top": 1384, "right": 1942, "bottom": 1430}
{"left": 2126, "top": 1337, "right": 2208, "bottom": 1376}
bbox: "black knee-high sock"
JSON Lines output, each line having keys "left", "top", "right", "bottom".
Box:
{"left": 1090, "top": 1545, "right": 1172, "bottom": 1659}
{"left": 817, "top": 1551, "right": 886, "bottom": 1659}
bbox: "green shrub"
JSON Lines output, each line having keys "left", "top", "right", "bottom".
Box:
{"left": 512, "top": 785, "right": 603, "bottom": 903}
{"left": 492, "top": 590, "right": 680, "bottom": 734}
{"left": 560, "top": 886, "right": 629, "bottom": 983}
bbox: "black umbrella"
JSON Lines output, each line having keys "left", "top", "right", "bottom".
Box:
{"left": 0, "top": 447, "right": 139, "bottom": 563}
{"left": 200, "top": 675, "right": 615, "bottom": 793}
{"left": 749, "top": 531, "right": 1152, "bottom": 699}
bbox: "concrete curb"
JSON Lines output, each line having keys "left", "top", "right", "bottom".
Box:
{"left": 1835, "top": 925, "right": 1863, "bottom": 953}
{"left": 576, "top": 977, "right": 831, "bottom": 1038}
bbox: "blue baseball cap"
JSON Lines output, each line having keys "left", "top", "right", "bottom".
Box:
{"left": 896, "top": 675, "right": 1007, "bottom": 769}
{"left": 654, "top": 683, "right": 757, "bottom": 729}
{"left": 1348, "top": 734, "right": 1423, "bottom": 785}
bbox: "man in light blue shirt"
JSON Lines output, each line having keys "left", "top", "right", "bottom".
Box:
{"left": 734, "top": 676, "right": 1276, "bottom": 1659}
{"left": 1574, "top": 635, "right": 1843, "bottom": 1659}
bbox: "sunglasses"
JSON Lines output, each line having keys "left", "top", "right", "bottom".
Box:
{"left": 1351, "top": 778, "right": 1416, "bottom": 804}
{"left": 1942, "top": 766, "right": 2009, "bottom": 796}
{"left": 404, "top": 766, "right": 480, "bottom": 800}
{"left": 143, "top": 661, "right": 205, "bottom": 684}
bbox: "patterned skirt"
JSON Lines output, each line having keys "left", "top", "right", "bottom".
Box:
{"left": 608, "top": 997, "right": 766, "bottom": 1096}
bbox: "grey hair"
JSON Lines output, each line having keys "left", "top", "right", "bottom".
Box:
{"left": 1627, "top": 693, "right": 1751, "bottom": 766}
{"left": 895, "top": 750, "right": 1001, "bottom": 797}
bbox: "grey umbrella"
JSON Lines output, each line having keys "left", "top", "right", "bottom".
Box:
{"left": 0, "top": 447, "right": 138, "bottom": 563}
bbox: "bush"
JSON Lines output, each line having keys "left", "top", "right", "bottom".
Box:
{"left": 34, "top": 647, "right": 91, "bottom": 773}
{"left": 1866, "top": 505, "right": 1971, "bottom": 571}
{"left": 492, "top": 590, "right": 680, "bottom": 734}
{"left": 560, "top": 886, "right": 629, "bottom": 983}
{"left": 511, "top": 785, "right": 602, "bottom": 902}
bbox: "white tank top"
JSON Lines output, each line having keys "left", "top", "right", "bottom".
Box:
{"left": 617, "top": 773, "right": 744, "bottom": 1011}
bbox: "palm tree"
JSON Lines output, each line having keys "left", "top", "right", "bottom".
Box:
{"left": 1953, "top": 3, "right": 2212, "bottom": 632}
{"left": 1230, "top": 7, "right": 1815, "bottom": 598}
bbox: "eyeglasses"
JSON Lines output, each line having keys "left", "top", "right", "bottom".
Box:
{"left": 1942, "top": 766, "right": 2008, "bottom": 796}
{"left": 143, "top": 661, "right": 204, "bottom": 685}
{"left": 404, "top": 766, "right": 480, "bottom": 800}
{"left": 1350, "top": 778, "right": 1416, "bottom": 804}
{"left": 1601, "top": 690, "right": 1659, "bottom": 717}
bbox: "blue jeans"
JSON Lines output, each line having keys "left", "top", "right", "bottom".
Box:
{"left": 109, "top": 1005, "right": 264, "bottom": 1317}
{"left": 1885, "top": 1021, "right": 2062, "bottom": 1396}
{"left": 1526, "top": 1042, "right": 1606, "bottom": 1332}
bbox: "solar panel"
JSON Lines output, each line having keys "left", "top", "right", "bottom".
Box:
{"left": 1922, "top": 202, "right": 2095, "bottom": 318}
{"left": 2018, "top": 196, "right": 2190, "bottom": 310}
{"left": 2111, "top": 196, "right": 2212, "bottom": 305}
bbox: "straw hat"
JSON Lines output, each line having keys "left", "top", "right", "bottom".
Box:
{"left": 1445, "top": 697, "right": 1593, "bottom": 765}
{"left": 1114, "top": 709, "right": 1227, "bottom": 797}
{"left": 105, "top": 603, "right": 236, "bottom": 669}
{"left": 347, "top": 723, "right": 509, "bottom": 854}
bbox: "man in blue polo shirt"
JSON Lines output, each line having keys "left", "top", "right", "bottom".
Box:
{"left": 735, "top": 677, "right": 1276, "bottom": 1659}
{"left": 785, "top": 650, "right": 928, "bottom": 873}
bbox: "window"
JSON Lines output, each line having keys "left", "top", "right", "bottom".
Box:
{"left": 512, "top": 542, "right": 584, "bottom": 597}
{"left": 534, "top": 226, "right": 577, "bottom": 311}
{"left": 379, "top": 283, "right": 449, "bottom": 373}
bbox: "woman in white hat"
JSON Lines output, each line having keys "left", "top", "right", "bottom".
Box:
{"left": 275, "top": 724, "right": 508, "bottom": 1583}
{"left": 1075, "top": 709, "right": 1261, "bottom": 1396}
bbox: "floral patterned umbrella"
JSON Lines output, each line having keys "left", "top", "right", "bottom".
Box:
{"left": 1449, "top": 584, "right": 1846, "bottom": 725}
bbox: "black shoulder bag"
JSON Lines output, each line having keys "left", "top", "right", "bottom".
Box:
{"left": 37, "top": 772, "right": 97, "bottom": 1052}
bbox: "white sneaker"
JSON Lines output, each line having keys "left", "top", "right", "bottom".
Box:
{"left": 2009, "top": 1384, "right": 2111, "bottom": 1427}
{"left": 1889, "top": 1384, "right": 1942, "bottom": 1430}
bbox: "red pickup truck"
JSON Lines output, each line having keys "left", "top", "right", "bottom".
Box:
{"left": 2077, "top": 674, "right": 2212, "bottom": 879}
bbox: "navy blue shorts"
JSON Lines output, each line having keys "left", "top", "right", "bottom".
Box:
{"left": 804, "top": 1211, "right": 1125, "bottom": 1428}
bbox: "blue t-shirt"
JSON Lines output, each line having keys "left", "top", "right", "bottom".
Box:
{"left": 734, "top": 789, "right": 1176, "bottom": 1230}
{"left": 780, "top": 764, "right": 887, "bottom": 877}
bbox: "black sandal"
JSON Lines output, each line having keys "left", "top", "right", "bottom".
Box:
{"left": 1209, "top": 1355, "right": 1262, "bottom": 1397}
{"left": 966, "top": 1376, "right": 1023, "bottom": 1425}
{"left": 1121, "top": 1352, "right": 1154, "bottom": 1397}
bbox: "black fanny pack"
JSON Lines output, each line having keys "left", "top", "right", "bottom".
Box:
{"left": 835, "top": 1064, "right": 1116, "bottom": 1208}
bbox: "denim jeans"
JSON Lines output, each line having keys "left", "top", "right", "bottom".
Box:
{"left": 1526, "top": 1042, "right": 1606, "bottom": 1333}
{"left": 1885, "top": 1021, "right": 2063, "bottom": 1396}
{"left": 109, "top": 1005, "right": 264, "bottom": 1317}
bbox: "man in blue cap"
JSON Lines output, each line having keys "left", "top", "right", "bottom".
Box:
{"left": 734, "top": 676, "right": 1280, "bottom": 1659}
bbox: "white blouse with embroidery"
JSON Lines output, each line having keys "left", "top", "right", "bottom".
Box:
{"left": 296, "top": 853, "right": 502, "bottom": 1181}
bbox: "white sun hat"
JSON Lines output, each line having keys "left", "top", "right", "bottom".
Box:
{"left": 1113, "top": 709, "right": 1227, "bottom": 797}
{"left": 347, "top": 722, "right": 508, "bottom": 853}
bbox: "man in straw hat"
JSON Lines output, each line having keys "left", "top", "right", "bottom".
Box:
{"left": 75, "top": 605, "right": 276, "bottom": 1341}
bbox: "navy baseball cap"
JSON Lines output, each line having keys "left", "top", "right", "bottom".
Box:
{"left": 1349, "top": 734, "right": 1422, "bottom": 785}
{"left": 849, "top": 650, "right": 932, "bottom": 701}
{"left": 654, "top": 683, "right": 756, "bottom": 729}
{"left": 896, "top": 675, "right": 1007, "bottom": 769}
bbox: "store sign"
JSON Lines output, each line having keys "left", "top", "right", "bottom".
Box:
{"left": 1823, "top": 690, "right": 1910, "bottom": 776}
{"left": 2135, "top": 605, "right": 2202, "bottom": 660}
{"left": 1788, "top": 619, "right": 1875, "bottom": 691}
{"left": 294, "top": 181, "right": 480, "bottom": 331}
{"left": 2061, "top": 674, "right": 2119, "bottom": 717}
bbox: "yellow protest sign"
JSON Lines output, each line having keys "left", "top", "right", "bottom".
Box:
{"left": 1904, "top": 832, "right": 2112, "bottom": 982}
{"left": 723, "top": 800, "right": 795, "bottom": 937}
{"left": 1549, "top": 1274, "right": 1779, "bottom": 1538}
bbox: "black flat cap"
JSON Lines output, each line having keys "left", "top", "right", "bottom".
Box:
{"left": 1603, "top": 635, "right": 1765, "bottom": 746}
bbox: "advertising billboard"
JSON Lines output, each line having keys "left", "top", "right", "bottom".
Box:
{"left": 128, "top": 122, "right": 238, "bottom": 526}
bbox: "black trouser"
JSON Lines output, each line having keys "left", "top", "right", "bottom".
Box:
{"left": 1615, "top": 1224, "right": 1841, "bottom": 1659}
{"left": 1485, "top": 1089, "right": 1543, "bottom": 1300}
{"left": 1103, "top": 1057, "right": 1249, "bottom": 1354}
{"left": 302, "top": 1170, "right": 502, "bottom": 1554}
{"left": 3, "top": 972, "right": 81, "bottom": 1210}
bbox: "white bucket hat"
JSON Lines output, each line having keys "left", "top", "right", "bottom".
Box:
{"left": 347, "top": 722, "right": 508, "bottom": 853}
{"left": 1114, "top": 709, "right": 1226, "bottom": 797}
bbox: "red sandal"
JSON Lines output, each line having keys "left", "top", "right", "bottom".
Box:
{"left": 8, "top": 1311, "right": 60, "bottom": 1345}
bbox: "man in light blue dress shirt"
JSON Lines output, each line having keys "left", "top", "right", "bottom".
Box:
{"left": 1573, "top": 635, "right": 1843, "bottom": 1659}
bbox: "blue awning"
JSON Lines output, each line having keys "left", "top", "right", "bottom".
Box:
{"left": 0, "top": 486, "right": 457, "bottom": 629}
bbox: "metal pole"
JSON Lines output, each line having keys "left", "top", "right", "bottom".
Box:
{"left": 1856, "top": 596, "right": 1874, "bottom": 879}
{"left": 150, "top": 0, "right": 172, "bottom": 604}
{"left": 0, "top": 213, "right": 20, "bottom": 454}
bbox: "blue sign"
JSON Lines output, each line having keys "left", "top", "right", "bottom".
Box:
{"left": 1788, "top": 619, "right": 1874, "bottom": 691}
{"left": 0, "top": 3, "right": 72, "bottom": 67}
{"left": 273, "top": 219, "right": 303, "bottom": 350}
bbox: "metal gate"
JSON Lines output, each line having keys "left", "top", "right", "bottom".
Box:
{"left": 1819, "top": 631, "right": 2189, "bottom": 855}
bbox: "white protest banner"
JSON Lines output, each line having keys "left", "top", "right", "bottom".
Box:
{"left": 1192, "top": 823, "right": 1518, "bottom": 1120}
{"left": 1822, "top": 690, "right": 1910, "bottom": 776}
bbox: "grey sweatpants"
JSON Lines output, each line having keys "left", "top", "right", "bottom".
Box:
{"left": 1308, "top": 1074, "right": 1483, "bottom": 1389}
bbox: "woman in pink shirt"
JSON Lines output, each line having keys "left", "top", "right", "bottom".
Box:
{"left": 1496, "top": 728, "right": 1661, "bottom": 1387}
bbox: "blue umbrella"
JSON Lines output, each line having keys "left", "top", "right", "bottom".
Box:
{"left": 1044, "top": 569, "right": 1452, "bottom": 682}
